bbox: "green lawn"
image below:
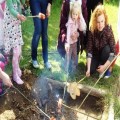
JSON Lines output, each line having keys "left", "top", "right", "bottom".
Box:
{"left": 6, "top": 0, "right": 120, "bottom": 119}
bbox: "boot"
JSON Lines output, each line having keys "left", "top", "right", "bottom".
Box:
{"left": 17, "top": 67, "right": 22, "bottom": 77}
{"left": 12, "top": 46, "right": 24, "bottom": 85}
{"left": 13, "top": 72, "right": 23, "bottom": 85}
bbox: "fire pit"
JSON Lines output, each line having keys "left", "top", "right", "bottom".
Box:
{"left": 32, "top": 77, "right": 107, "bottom": 120}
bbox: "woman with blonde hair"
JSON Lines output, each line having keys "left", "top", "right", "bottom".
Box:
{"left": 86, "top": 5, "right": 115, "bottom": 78}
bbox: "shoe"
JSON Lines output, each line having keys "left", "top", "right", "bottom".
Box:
{"left": 104, "top": 70, "right": 111, "bottom": 79}
{"left": 13, "top": 73, "right": 24, "bottom": 85}
{"left": 32, "top": 60, "right": 39, "bottom": 68}
{"left": 44, "top": 62, "right": 51, "bottom": 69}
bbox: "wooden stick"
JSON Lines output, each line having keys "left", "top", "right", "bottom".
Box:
{"left": 27, "top": 15, "right": 38, "bottom": 18}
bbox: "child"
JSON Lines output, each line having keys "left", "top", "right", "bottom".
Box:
{"left": 65, "top": 1, "right": 86, "bottom": 72}
{"left": 3, "top": 0, "right": 26, "bottom": 84}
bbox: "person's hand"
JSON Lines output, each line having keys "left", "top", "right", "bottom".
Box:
{"left": 96, "top": 65, "right": 105, "bottom": 73}
{"left": 71, "top": 31, "right": 79, "bottom": 41}
{"left": 17, "top": 14, "right": 26, "bottom": 22}
{"left": 65, "top": 43, "right": 70, "bottom": 53}
{"left": 0, "top": 70, "right": 13, "bottom": 87}
{"left": 61, "top": 34, "right": 66, "bottom": 42}
{"left": 58, "top": 98, "right": 62, "bottom": 109}
{"left": 50, "top": 117, "right": 56, "bottom": 120}
{"left": 86, "top": 70, "right": 90, "bottom": 77}
{"left": 46, "top": 3, "right": 51, "bottom": 17}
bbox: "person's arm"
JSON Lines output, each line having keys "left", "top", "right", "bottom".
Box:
{"left": 107, "top": 26, "right": 116, "bottom": 61}
{"left": 65, "top": 21, "right": 71, "bottom": 52}
{"left": 0, "top": 68, "right": 12, "bottom": 87}
{"left": 78, "top": 13, "right": 87, "bottom": 32}
{"left": 7, "top": 0, "right": 26, "bottom": 21}
{"left": 46, "top": 0, "right": 52, "bottom": 17}
{"left": 59, "top": 0, "right": 70, "bottom": 41}
{"left": 86, "top": 31, "right": 93, "bottom": 77}
{"left": 86, "top": 57, "right": 91, "bottom": 77}
{"left": 6, "top": 0, "right": 19, "bottom": 17}
{"left": 46, "top": 3, "right": 52, "bottom": 17}
{"left": 81, "top": 0, "right": 88, "bottom": 24}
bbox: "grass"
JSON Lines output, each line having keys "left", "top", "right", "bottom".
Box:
{"left": 6, "top": 0, "right": 120, "bottom": 119}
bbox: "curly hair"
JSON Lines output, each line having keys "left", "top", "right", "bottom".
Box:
{"left": 90, "top": 5, "right": 108, "bottom": 33}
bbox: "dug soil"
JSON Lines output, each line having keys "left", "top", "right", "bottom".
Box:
{"left": 0, "top": 69, "right": 104, "bottom": 120}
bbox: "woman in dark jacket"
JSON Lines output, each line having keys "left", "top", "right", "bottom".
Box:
{"left": 57, "top": 0, "right": 88, "bottom": 58}
{"left": 29, "top": 0, "right": 52, "bottom": 69}
{"left": 86, "top": 5, "right": 115, "bottom": 78}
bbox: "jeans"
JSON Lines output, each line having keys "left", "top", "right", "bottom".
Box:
{"left": 30, "top": 0, "right": 48, "bottom": 63}
{"left": 90, "top": 45, "right": 110, "bottom": 74}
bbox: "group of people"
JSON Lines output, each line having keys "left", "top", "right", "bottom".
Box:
{"left": 57, "top": 0, "right": 119, "bottom": 78}
{"left": 0, "top": 0, "right": 119, "bottom": 95}
{"left": 0, "top": 0, "right": 53, "bottom": 94}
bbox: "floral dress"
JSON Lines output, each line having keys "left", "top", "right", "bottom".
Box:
{"left": 3, "top": 3, "right": 23, "bottom": 54}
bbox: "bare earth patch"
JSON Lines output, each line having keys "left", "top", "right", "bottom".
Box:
{"left": 0, "top": 69, "right": 104, "bottom": 120}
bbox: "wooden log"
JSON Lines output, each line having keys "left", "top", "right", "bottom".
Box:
{"left": 77, "top": 84, "right": 107, "bottom": 98}
{"left": 45, "top": 78, "right": 107, "bottom": 98}
{"left": 101, "top": 105, "right": 109, "bottom": 120}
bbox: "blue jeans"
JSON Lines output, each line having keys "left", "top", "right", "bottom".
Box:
{"left": 30, "top": 0, "right": 48, "bottom": 63}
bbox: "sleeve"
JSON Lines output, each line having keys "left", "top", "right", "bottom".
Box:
{"left": 86, "top": 31, "right": 93, "bottom": 58}
{"left": 107, "top": 26, "right": 116, "bottom": 62}
{"left": 81, "top": 0, "right": 88, "bottom": 24}
{"left": 78, "top": 13, "right": 86, "bottom": 31}
{"left": 59, "top": 0, "right": 69, "bottom": 38}
{"left": 6, "top": 0, "right": 19, "bottom": 17}
{"left": 66, "top": 22, "right": 71, "bottom": 44}
{"left": 0, "top": 5, "right": 4, "bottom": 18}
{"left": 20, "top": 0, "right": 25, "bottom": 5}
{"left": 48, "top": 0, "right": 52, "bottom": 5}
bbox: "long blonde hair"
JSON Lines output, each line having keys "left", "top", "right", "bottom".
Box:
{"left": 90, "top": 5, "right": 108, "bottom": 33}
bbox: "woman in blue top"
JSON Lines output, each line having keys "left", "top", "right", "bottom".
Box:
{"left": 29, "top": 0, "right": 52, "bottom": 69}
